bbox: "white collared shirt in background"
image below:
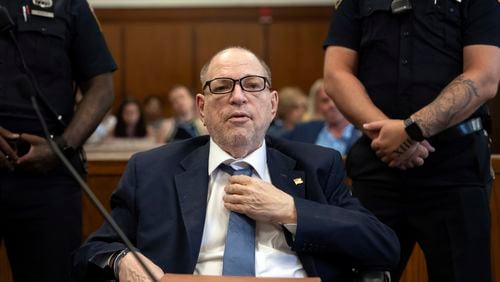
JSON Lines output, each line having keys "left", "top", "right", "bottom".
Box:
{"left": 194, "top": 138, "right": 306, "bottom": 277}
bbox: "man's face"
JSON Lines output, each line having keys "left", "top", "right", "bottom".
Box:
{"left": 196, "top": 49, "right": 278, "bottom": 153}
{"left": 123, "top": 103, "right": 140, "bottom": 126}
{"left": 169, "top": 87, "right": 194, "bottom": 117}
{"left": 316, "top": 87, "right": 346, "bottom": 126}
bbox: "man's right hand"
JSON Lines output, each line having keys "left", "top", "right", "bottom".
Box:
{"left": 0, "top": 127, "right": 20, "bottom": 171}
{"left": 388, "top": 140, "right": 435, "bottom": 170}
{"left": 118, "top": 252, "right": 164, "bottom": 282}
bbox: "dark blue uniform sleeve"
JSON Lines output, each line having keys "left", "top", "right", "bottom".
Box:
{"left": 323, "top": 0, "right": 362, "bottom": 51}
{"left": 70, "top": 0, "right": 117, "bottom": 81}
{"left": 463, "top": 0, "right": 500, "bottom": 47}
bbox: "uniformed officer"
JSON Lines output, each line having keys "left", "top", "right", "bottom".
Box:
{"left": 324, "top": 0, "right": 499, "bottom": 281}
{"left": 0, "top": 0, "right": 116, "bottom": 281}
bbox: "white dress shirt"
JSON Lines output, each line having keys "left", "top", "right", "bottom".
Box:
{"left": 194, "top": 138, "right": 306, "bottom": 277}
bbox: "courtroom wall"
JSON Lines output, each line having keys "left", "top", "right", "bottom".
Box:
{"left": 93, "top": 6, "right": 500, "bottom": 153}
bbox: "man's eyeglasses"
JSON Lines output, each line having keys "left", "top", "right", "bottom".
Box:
{"left": 203, "top": 75, "right": 270, "bottom": 95}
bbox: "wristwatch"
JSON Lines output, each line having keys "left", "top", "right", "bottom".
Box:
{"left": 111, "top": 248, "right": 130, "bottom": 278}
{"left": 53, "top": 135, "right": 77, "bottom": 158}
{"left": 404, "top": 117, "right": 425, "bottom": 141}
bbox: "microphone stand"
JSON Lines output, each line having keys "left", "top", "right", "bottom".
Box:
{"left": 1, "top": 5, "right": 159, "bottom": 281}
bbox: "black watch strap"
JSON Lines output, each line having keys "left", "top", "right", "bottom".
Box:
{"left": 404, "top": 118, "right": 425, "bottom": 141}
{"left": 111, "top": 248, "right": 130, "bottom": 279}
{"left": 53, "top": 135, "right": 77, "bottom": 157}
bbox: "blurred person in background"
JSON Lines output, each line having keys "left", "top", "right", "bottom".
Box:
{"left": 285, "top": 79, "right": 360, "bottom": 156}
{"left": 143, "top": 95, "right": 171, "bottom": 142}
{"left": 113, "top": 98, "right": 153, "bottom": 139}
{"left": 304, "top": 79, "right": 325, "bottom": 121}
{"left": 267, "top": 87, "right": 307, "bottom": 138}
{"left": 86, "top": 110, "right": 117, "bottom": 144}
{"left": 158, "top": 85, "right": 207, "bottom": 142}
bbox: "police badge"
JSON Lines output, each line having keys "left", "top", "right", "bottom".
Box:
{"left": 32, "top": 0, "right": 53, "bottom": 9}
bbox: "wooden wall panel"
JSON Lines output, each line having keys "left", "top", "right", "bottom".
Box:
{"left": 100, "top": 23, "right": 123, "bottom": 111}
{"left": 193, "top": 22, "right": 264, "bottom": 92}
{"left": 268, "top": 22, "right": 329, "bottom": 92}
{"left": 123, "top": 23, "right": 193, "bottom": 104}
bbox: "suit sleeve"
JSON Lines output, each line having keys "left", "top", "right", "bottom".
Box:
{"left": 292, "top": 152, "right": 400, "bottom": 271}
{"left": 72, "top": 156, "right": 140, "bottom": 281}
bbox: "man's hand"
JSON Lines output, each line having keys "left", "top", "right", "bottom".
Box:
{"left": 223, "top": 175, "right": 297, "bottom": 224}
{"left": 389, "top": 140, "right": 435, "bottom": 170}
{"left": 118, "top": 252, "right": 164, "bottom": 282}
{"left": 16, "top": 133, "right": 58, "bottom": 174}
{"left": 0, "top": 127, "right": 20, "bottom": 171}
{"left": 364, "top": 119, "right": 435, "bottom": 169}
{"left": 364, "top": 119, "right": 408, "bottom": 158}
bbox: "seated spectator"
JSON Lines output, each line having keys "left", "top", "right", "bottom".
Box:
{"left": 285, "top": 79, "right": 361, "bottom": 156}
{"left": 112, "top": 98, "right": 153, "bottom": 139}
{"left": 267, "top": 87, "right": 307, "bottom": 137}
{"left": 157, "top": 85, "right": 207, "bottom": 142}
{"left": 86, "top": 110, "right": 117, "bottom": 144}
{"left": 143, "top": 95, "right": 171, "bottom": 142}
{"left": 304, "top": 79, "right": 324, "bottom": 121}
{"left": 73, "top": 46, "right": 399, "bottom": 282}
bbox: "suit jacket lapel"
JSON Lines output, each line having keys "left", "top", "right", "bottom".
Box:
{"left": 267, "top": 145, "right": 317, "bottom": 276}
{"left": 175, "top": 142, "right": 210, "bottom": 270}
{"left": 267, "top": 147, "right": 305, "bottom": 199}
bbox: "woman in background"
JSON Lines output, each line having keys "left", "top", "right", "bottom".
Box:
{"left": 113, "top": 98, "right": 153, "bottom": 138}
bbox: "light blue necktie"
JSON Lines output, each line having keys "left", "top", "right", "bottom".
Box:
{"left": 219, "top": 163, "right": 255, "bottom": 276}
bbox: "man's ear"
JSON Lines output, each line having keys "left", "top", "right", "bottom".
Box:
{"left": 270, "top": 90, "right": 279, "bottom": 119}
{"left": 196, "top": 93, "right": 206, "bottom": 123}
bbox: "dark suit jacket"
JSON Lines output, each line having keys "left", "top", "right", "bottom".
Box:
{"left": 73, "top": 135, "right": 399, "bottom": 281}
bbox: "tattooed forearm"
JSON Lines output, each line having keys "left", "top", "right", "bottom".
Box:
{"left": 413, "top": 75, "right": 479, "bottom": 137}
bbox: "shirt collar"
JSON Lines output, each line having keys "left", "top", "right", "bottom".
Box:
{"left": 208, "top": 137, "right": 267, "bottom": 178}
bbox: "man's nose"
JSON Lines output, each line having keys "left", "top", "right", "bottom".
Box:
{"left": 229, "top": 84, "right": 248, "bottom": 103}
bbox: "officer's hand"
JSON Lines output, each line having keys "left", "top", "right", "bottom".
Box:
{"left": 0, "top": 127, "right": 20, "bottom": 171}
{"left": 118, "top": 252, "right": 164, "bottom": 282}
{"left": 389, "top": 140, "right": 435, "bottom": 170}
{"left": 16, "top": 133, "right": 58, "bottom": 174}
{"left": 364, "top": 119, "right": 407, "bottom": 159}
{"left": 224, "top": 175, "right": 297, "bottom": 224}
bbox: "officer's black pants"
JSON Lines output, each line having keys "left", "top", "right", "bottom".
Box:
{"left": 347, "top": 134, "right": 491, "bottom": 282}
{"left": 0, "top": 162, "right": 83, "bottom": 282}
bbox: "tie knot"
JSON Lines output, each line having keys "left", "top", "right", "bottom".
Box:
{"left": 219, "top": 163, "right": 252, "bottom": 176}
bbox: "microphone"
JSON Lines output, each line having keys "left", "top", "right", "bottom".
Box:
{"left": 5, "top": 6, "right": 158, "bottom": 282}
{"left": 22, "top": 72, "right": 160, "bottom": 282}
{"left": 0, "top": 5, "right": 14, "bottom": 33}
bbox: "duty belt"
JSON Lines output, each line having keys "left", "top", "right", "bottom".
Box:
{"left": 431, "top": 117, "right": 484, "bottom": 144}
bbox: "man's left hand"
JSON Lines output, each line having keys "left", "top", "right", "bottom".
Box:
{"left": 16, "top": 133, "right": 58, "bottom": 173}
{"left": 364, "top": 119, "right": 408, "bottom": 159}
{"left": 223, "top": 175, "right": 297, "bottom": 224}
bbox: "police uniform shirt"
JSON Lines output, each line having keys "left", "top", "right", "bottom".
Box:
{"left": 323, "top": 0, "right": 500, "bottom": 184}
{"left": 0, "top": 0, "right": 117, "bottom": 135}
{"left": 324, "top": 0, "right": 499, "bottom": 119}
